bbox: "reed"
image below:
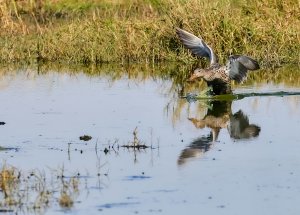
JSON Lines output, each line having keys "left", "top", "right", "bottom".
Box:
{"left": 0, "top": 164, "right": 79, "bottom": 212}
{"left": 0, "top": 0, "right": 300, "bottom": 65}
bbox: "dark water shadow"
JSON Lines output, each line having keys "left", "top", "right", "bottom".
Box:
{"left": 123, "top": 175, "right": 152, "bottom": 181}
{"left": 0, "top": 146, "right": 18, "bottom": 152}
{"left": 98, "top": 201, "right": 140, "bottom": 209}
{"left": 178, "top": 100, "right": 261, "bottom": 165}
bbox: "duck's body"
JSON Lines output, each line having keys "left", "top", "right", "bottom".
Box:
{"left": 192, "top": 65, "right": 231, "bottom": 94}
{"left": 176, "top": 28, "right": 260, "bottom": 95}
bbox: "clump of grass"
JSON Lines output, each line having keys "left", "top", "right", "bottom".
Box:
{"left": 0, "top": 164, "right": 80, "bottom": 213}
{"left": 0, "top": 165, "right": 20, "bottom": 206}
{"left": 59, "top": 192, "right": 73, "bottom": 208}
{"left": 0, "top": 0, "right": 299, "bottom": 65}
{"left": 59, "top": 177, "right": 78, "bottom": 208}
{"left": 122, "top": 127, "right": 149, "bottom": 149}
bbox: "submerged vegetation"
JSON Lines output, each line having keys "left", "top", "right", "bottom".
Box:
{"left": 0, "top": 0, "right": 300, "bottom": 65}
{"left": 0, "top": 164, "right": 79, "bottom": 213}
{"left": 0, "top": 127, "right": 156, "bottom": 212}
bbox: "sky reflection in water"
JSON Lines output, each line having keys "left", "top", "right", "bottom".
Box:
{"left": 0, "top": 64, "right": 300, "bottom": 214}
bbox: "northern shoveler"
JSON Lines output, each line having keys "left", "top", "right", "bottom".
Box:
{"left": 176, "top": 28, "right": 260, "bottom": 95}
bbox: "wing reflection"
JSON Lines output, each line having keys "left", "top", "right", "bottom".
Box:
{"left": 178, "top": 134, "right": 213, "bottom": 165}
{"left": 228, "top": 110, "right": 260, "bottom": 139}
{"left": 178, "top": 100, "right": 260, "bottom": 166}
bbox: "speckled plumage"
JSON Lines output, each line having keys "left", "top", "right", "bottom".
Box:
{"left": 176, "top": 28, "right": 260, "bottom": 95}
{"left": 190, "top": 65, "right": 232, "bottom": 94}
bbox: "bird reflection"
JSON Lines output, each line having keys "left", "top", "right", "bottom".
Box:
{"left": 178, "top": 100, "right": 260, "bottom": 165}
{"left": 178, "top": 134, "right": 213, "bottom": 166}
{"left": 228, "top": 110, "right": 261, "bottom": 139}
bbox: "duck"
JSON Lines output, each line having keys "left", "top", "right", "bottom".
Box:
{"left": 176, "top": 28, "right": 260, "bottom": 95}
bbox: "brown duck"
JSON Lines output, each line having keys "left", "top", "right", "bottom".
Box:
{"left": 176, "top": 28, "right": 260, "bottom": 95}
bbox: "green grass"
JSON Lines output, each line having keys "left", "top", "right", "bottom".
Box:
{"left": 0, "top": 0, "right": 300, "bottom": 65}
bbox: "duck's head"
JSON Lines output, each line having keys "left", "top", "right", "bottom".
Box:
{"left": 188, "top": 68, "right": 205, "bottom": 81}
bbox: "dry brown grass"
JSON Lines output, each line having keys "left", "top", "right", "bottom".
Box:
{"left": 0, "top": 164, "right": 79, "bottom": 212}
{"left": 0, "top": 165, "right": 20, "bottom": 206}
{"left": 59, "top": 177, "right": 79, "bottom": 208}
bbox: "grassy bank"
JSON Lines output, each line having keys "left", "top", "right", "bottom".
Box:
{"left": 0, "top": 0, "right": 300, "bottom": 65}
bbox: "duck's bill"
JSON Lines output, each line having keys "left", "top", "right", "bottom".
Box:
{"left": 188, "top": 74, "right": 199, "bottom": 82}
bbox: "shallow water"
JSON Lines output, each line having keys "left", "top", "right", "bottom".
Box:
{"left": 0, "top": 64, "right": 300, "bottom": 214}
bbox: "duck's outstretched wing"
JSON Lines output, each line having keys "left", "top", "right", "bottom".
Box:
{"left": 176, "top": 28, "right": 218, "bottom": 65}
{"left": 227, "top": 55, "right": 260, "bottom": 83}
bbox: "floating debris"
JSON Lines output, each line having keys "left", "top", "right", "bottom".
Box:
{"left": 103, "top": 148, "right": 109, "bottom": 154}
{"left": 79, "top": 135, "right": 92, "bottom": 141}
{"left": 121, "top": 127, "right": 149, "bottom": 149}
{"left": 121, "top": 144, "right": 148, "bottom": 149}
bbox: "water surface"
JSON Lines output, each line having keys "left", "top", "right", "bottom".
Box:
{"left": 0, "top": 64, "right": 300, "bottom": 214}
